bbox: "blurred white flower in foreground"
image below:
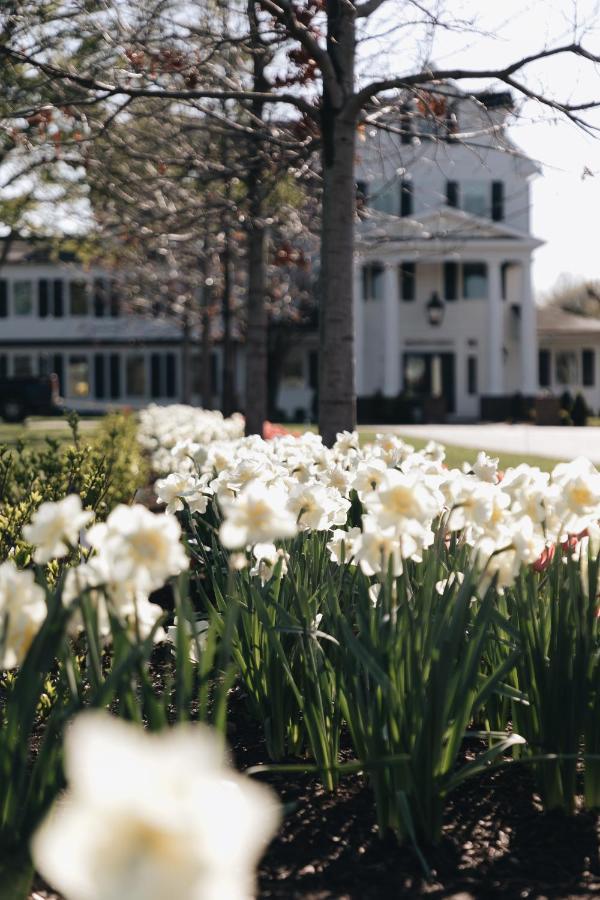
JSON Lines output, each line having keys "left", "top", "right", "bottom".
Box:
{"left": 32, "top": 712, "right": 281, "bottom": 900}
{"left": 23, "top": 495, "right": 93, "bottom": 563}
{"left": 0, "top": 560, "right": 46, "bottom": 668}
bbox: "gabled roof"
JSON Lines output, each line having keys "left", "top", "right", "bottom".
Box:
{"left": 537, "top": 305, "right": 600, "bottom": 334}
{"left": 356, "top": 207, "right": 544, "bottom": 249}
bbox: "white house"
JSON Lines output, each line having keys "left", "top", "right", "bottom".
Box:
{"left": 0, "top": 242, "right": 244, "bottom": 411}
{"left": 351, "top": 88, "right": 543, "bottom": 421}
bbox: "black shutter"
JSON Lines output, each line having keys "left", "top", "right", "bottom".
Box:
{"left": 399, "top": 262, "right": 416, "bottom": 301}
{"left": 582, "top": 349, "right": 595, "bottom": 386}
{"left": 53, "top": 280, "right": 64, "bottom": 317}
{"left": 166, "top": 353, "right": 176, "bottom": 398}
{"left": 150, "top": 353, "right": 162, "bottom": 397}
{"left": 356, "top": 180, "right": 369, "bottom": 205}
{"left": 446, "top": 180, "right": 459, "bottom": 208}
{"left": 53, "top": 354, "right": 64, "bottom": 393}
{"left": 0, "top": 355, "right": 7, "bottom": 377}
{"left": 400, "top": 103, "right": 412, "bottom": 144}
{"left": 400, "top": 180, "right": 413, "bottom": 217}
{"left": 444, "top": 262, "right": 458, "bottom": 301}
{"left": 0, "top": 280, "right": 7, "bottom": 318}
{"left": 361, "top": 265, "right": 369, "bottom": 300}
{"left": 491, "top": 181, "right": 504, "bottom": 221}
{"left": 538, "top": 349, "right": 550, "bottom": 388}
{"left": 94, "top": 354, "right": 106, "bottom": 399}
{"left": 39, "top": 280, "right": 49, "bottom": 318}
{"left": 109, "top": 354, "right": 121, "bottom": 398}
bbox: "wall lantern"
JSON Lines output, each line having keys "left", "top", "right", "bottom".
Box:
{"left": 426, "top": 291, "right": 445, "bottom": 327}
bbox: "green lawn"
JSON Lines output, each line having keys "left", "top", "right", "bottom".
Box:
{"left": 0, "top": 416, "right": 101, "bottom": 446}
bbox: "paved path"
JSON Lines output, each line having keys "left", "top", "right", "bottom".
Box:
{"left": 360, "top": 423, "right": 600, "bottom": 464}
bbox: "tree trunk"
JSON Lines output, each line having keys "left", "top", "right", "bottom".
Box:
{"left": 318, "top": 3, "right": 357, "bottom": 445}
{"left": 221, "top": 219, "right": 236, "bottom": 416}
{"left": 245, "top": 218, "right": 268, "bottom": 434}
{"left": 244, "top": 6, "right": 269, "bottom": 437}
{"left": 181, "top": 307, "right": 192, "bottom": 404}
{"left": 201, "top": 283, "right": 212, "bottom": 408}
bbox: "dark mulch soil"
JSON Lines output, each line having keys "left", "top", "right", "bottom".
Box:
{"left": 30, "top": 686, "right": 600, "bottom": 900}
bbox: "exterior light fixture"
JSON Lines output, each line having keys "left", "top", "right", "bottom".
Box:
{"left": 426, "top": 291, "right": 445, "bottom": 327}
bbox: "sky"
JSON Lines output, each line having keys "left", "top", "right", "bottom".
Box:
{"left": 367, "top": 0, "right": 600, "bottom": 298}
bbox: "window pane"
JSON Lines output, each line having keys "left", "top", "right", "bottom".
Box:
{"left": 70, "top": 281, "right": 88, "bottom": 316}
{"left": 68, "top": 356, "right": 90, "bottom": 397}
{"left": 555, "top": 351, "right": 578, "bottom": 385}
{"left": 14, "top": 355, "right": 32, "bottom": 376}
{"left": 126, "top": 355, "right": 146, "bottom": 396}
{"left": 462, "top": 181, "right": 489, "bottom": 217}
{"left": 463, "top": 263, "right": 488, "bottom": 299}
{"left": 14, "top": 281, "right": 33, "bottom": 315}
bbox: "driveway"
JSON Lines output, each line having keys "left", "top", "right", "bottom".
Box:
{"left": 361, "top": 423, "right": 600, "bottom": 464}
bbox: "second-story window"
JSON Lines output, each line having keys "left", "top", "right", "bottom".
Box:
{"left": 14, "top": 281, "right": 33, "bottom": 315}
{"left": 70, "top": 281, "right": 88, "bottom": 316}
{"left": 446, "top": 180, "right": 505, "bottom": 220}
{"left": 362, "top": 263, "right": 384, "bottom": 301}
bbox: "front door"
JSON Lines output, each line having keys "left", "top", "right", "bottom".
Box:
{"left": 402, "top": 352, "right": 456, "bottom": 415}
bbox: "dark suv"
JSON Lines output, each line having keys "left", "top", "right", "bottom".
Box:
{"left": 0, "top": 374, "right": 63, "bottom": 422}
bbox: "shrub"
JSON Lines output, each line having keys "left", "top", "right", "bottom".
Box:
{"left": 571, "top": 392, "right": 589, "bottom": 426}
{"left": 0, "top": 412, "right": 146, "bottom": 564}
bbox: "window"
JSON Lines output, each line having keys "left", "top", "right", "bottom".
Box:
{"left": 582, "top": 349, "right": 595, "bottom": 387}
{"left": 446, "top": 181, "right": 504, "bottom": 220}
{"left": 538, "top": 349, "right": 550, "bottom": 388}
{"left": 462, "top": 181, "right": 489, "bottom": 218}
{"left": 362, "top": 262, "right": 384, "bottom": 300}
{"left": 555, "top": 351, "right": 578, "bottom": 386}
{"left": 463, "top": 263, "right": 488, "bottom": 299}
{"left": 53, "top": 280, "right": 64, "bottom": 317}
{"left": 151, "top": 353, "right": 162, "bottom": 397}
{"left": 93, "top": 279, "right": 106, "bottom": 317}
{"left": 14, "top": 355, "right": 32, "bottom": 376}
{"left": 39, "top": 354, "right": 52, "bottom": 375}
{"left": 0, "top": 281, "right": 6, "bottom": 318}
{"left": 399, "top": 263, "right": 416, "bottom": 301}
{"left": 94, "top": 354, "right": 106, "bottom": 399}
{"left": 281, "top": 354, "right": 304, "bottom": 388}
{"left": 39, "top": 280, "right": 49, "bottom": 318}
{"left": 166, "top": 353, "right": 177, "bottom": 398}
{"left": 109, "top": 281, "right": 120, "bottom": 317}
{"left": 70, "top": 281, "right": 88, "bottom": 316}
{"left": 126, "top": 355, "right": 146, "bottom": 396}
{"left": 370, "top": 180, "right": 396, "bottom": 215}
{"left": 14, "top": 281, "right": 33, "bottom": 315}
{"left": 467, "top": 356, "right": 478, "bottom": 395}
{"left": 109, "top": 354, "right": 121, "bottom": 399}
{"left": 67, "top": 356, "right": 90, "bottom": 398}
{"left": 53, "top": 354, "right": 64, "bottom": 392}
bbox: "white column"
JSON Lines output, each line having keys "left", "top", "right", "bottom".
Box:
{"left": 353, "top": 259, "right": 364, "bottom": 396}
{"left": 519, "top": 257, "right": 538, "bottom": 395}
{"left": 485, "top": 258, "right": 504, "bottom": 396}
{"left": 383, "top": 262, "right": 400, "bottom": 397}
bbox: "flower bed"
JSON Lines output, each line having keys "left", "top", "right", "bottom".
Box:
{"left": 0, "top": 406, "right": 599, "bottom": 898}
